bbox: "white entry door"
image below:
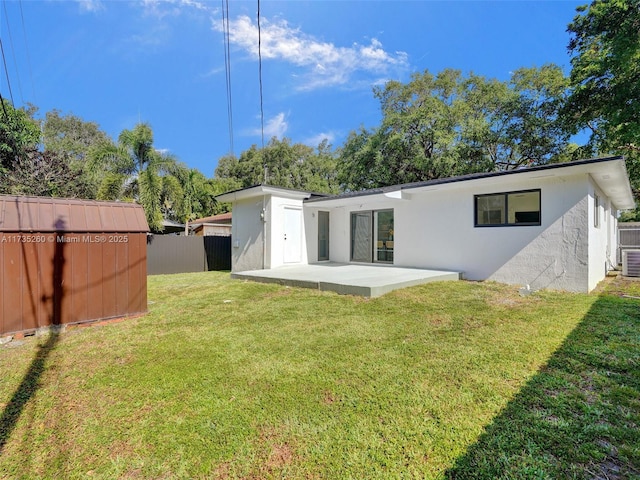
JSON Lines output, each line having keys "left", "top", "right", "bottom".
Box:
{"left": 283, "top": 207, "right": 302, "bottom": 263}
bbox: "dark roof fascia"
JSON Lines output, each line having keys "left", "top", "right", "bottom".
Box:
{"left": 304, "top": 156, "right": 625, "bottom": 204}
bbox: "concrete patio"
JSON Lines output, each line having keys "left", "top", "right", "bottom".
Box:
{"left": 231, "top": 263, "right": 461, "bottom": 297}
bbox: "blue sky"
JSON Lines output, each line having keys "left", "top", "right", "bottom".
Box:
{"left": 2, "top": 0, "right": 584, "bottom": 176}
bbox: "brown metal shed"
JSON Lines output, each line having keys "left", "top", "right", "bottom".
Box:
{"left": 0, "top": 195, "right": 149, "bottom": 336}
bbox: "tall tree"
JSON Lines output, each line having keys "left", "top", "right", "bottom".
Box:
{"left": 215, "top": 137, "right": 339, "bottom": 193}
{"left": 40, "top": 110, "right": 112, "bottom": 198}
{"left": 160, "top": 164, "right": 220, "bottom": 222}
{"left": 0, "top": 102, "right": 99, "bottom": 197}
{"left": 0, "top": 99, "right": 40, "bottom": 172}
{"left": 338, "top": 66, "right": 571, "bottom": 191}
{"left": 1, "top": 148, "right": 91, "bottom": 197}
{"left": 42, "top": 110, "right": 110, "bottom": 162}
{"left": 564, "top": 0, "right": 640, "bottom": 207}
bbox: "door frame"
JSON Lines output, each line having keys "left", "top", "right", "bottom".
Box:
{"left": 317, "top": 211, "right": 330, "bottom": 261}
{"left": 283, "top": 206, "right": 302, "bottom": 264}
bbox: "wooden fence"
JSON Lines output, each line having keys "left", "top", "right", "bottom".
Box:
{"left": 147, "top": 235, "right": 231, "bottom": 275}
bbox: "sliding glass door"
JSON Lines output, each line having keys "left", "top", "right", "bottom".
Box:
{"left": 375, "top": 209, "right": 394, "bottom": 263}
{"left": 350, "top": 209, "right": 393, "bottom": 264}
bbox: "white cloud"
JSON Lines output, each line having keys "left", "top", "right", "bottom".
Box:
{"left": 140, "top": 0, "right": 211, "bottom": 19}
{"left": 304, "top": 131, "right": 336, "bottom": 147}
{"left": 76, "top": 0, "right": 105, "bottom": 13}
{"left": 213, "top": 15, "right": 408, "bottom": 91}
{"left": 250, "top": 112, "right": 288, "bottom": 139}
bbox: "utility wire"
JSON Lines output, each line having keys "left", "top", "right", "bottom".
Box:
{"left": 221, "top": 0, "right": 233, "bottom": 155}
{"left": 257, "top": 0, "right": 267, "bottom": 183}
{"left": 2, "top": 1, "right": 24, "bottom": 103}
{"left": 19, "top": 0, "right": 36, "bottom": 103}
{"left": 0, "top": 38, "right": 16, "bottom": 106}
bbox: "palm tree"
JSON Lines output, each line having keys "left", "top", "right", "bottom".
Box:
{"left": 89, "top": 123, "right": 174, "bottom": 231}
{"left": 160, "top": 164, "right": 218, "bottom": 224}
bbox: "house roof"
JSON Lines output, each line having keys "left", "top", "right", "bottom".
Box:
{"left": 305, "top": 156, "right": 635, "bottom": 210}
{"left": 215, "top": 184, "right": 328, "bottom": 203}
{"left": 0, "top": 195, "right": 150, "bottom": 233}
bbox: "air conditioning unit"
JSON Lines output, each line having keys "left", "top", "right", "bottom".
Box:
{"left": 622, "top": 249, "right": 640, "bottom": 277}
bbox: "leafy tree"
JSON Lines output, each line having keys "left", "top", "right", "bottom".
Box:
{"left": 565, "top": 0, "right": 640, "bottom": 152}
{"left": 39, "top": 110, "right": 112, "bottom": 198}
{"left": 42, "top": 110, "right": 110, "bottom": 162}
{"left": 338, "top": 66, "right": 571, "bottom": 191}
{"left": 207, "top": 177, "right": 243, "bottom": 215}
{"left": 0, "top": 148, "right": 91, "bottom": 197}
{"left": 215, "top": 137, "right": 339, "bottom": 193}
{"left": 564, "top": 0, "right": 640, "bottom": 217}
{"left": 0, "top": 98, "right": 40, "bottom": 171}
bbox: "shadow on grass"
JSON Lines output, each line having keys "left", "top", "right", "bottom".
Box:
{"left": 446, "top": 289, "right": 640, "bottom": 479}
{"left": 0, "top": 331, "right": 60, "bottom": 454}
{"left": 0, "top": 216, "right": 66, "bottom": 454}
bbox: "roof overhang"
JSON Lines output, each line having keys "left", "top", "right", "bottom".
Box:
{"left": 306, "top": 157, "right": 635, "bottom": 210}
{"left": 216, "top": 185, "right": 316, "bottom": 203}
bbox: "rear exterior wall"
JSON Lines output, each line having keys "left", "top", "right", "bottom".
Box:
{"left": 306, "top": 173, "right": 600, "bottom": 292}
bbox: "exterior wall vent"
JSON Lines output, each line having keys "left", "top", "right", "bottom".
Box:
{"left": 622, "top": 249, "right": 640, "bottom": 277}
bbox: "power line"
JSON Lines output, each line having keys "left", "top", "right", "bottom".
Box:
{"left": 2, "top": 0, "right": 24, "bottom": 103}
{"left": 221, "top": 0, "right": 233, "bottom": 156}
{"left": 0, "top": 38, "right": 16, "bottom": 107}
{"left": 257, "top": 0, "right": 266, "bottom": 183}
{"left": 19, "top": 0, "right": 36, "bottom": 103}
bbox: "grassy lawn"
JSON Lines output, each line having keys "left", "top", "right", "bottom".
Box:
{"left": 0, "top": 273, "right": 638, "bottom": 479}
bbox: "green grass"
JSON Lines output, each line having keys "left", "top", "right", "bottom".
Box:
{"left": 0, "top": 273, "right": 638, "bottom": 479}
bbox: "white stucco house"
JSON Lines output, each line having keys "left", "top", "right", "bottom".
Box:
{"left": 216, "top": 156, "right": 635, "bottom": 293}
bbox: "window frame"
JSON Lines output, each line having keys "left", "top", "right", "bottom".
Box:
{"left": 474, "top": 189, "right": 541, "bottom": 227}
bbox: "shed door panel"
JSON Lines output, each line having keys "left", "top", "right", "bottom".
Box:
{"left": 70, "top": 241, "right": 89, "bottom": 324}
{"left": 3, "top": 242, "right": 23, "bottom": 333}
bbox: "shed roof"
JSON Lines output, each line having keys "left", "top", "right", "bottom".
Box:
{"left": 0, "top": 195, "right": 149, "bottom": 232}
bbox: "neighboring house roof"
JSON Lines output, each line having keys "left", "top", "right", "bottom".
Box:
{"left": 159, "top": 219, "right": 186, "bottom": 234}
{"left": 190, "top": 212, "right": 232, "bottom": 225}
{"left": 305, "top": 156, "right": 635, "bottom": 210}
{"left": 216, "top": 184, "right": 329, "bottom": 203}
{"left": 0, "top": 195, "right": 149, "bottom": 232}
